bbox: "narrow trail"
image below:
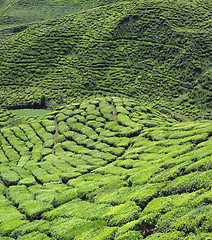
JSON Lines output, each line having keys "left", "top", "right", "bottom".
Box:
{"left": 112, "top": 103, "right": 118, "bottom": 123}
{"left": 53, "top": 118, "right": 59, "bottom": 155}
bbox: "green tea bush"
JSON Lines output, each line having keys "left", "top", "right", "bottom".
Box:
{"left": 75, "top": 114, "right": 86, "bottom": 123}
{"left": 49, "top": 218, "right": 103, "bottom": 240}
{"left": 11, "top": 127, "right": 28, "bottom": 141}
{"left": 102, "top": 137, "right": 131, "bottom": 148}
{"left": 115, "top": 231, "right": 143, "bottom": 240}
{"left": 41, "top": 148, "right": 52, "bottom": 157}
{"left": 53, "top": 188, "right": 78, "bottom": 207}
{"left": 173, "top": 205, "right": 212, "bottom": 233}
{"left": 11, "top": 220, "right": 50, "bottom": 238}
{"left": 0, "top": 219, "right": 28, "bottom": 236}
{"left": 9, "top": 185, "right": 34, "bottom": 205}
{"left": 43, "top": 199, "right": 111, "bottom": 221}
{"left": 35, "top": 190, "right": 58, "bottom": 205}
{"left": 145, "top": 231, "right": 184, "bottom": 240}
{"left": 58, "top": 121, "right": 69, "bottom": 134}
{"left": 16, "top": 231, "right": 51, "bottom": 240}
{"left": 185, "top": 156, "right": 212, "bottom": 173}
{"left": 18, "top": 200, "right": 52, "bottom": 220}
{"left": 55, "top": 134, "right": 65, "bottom": 143}
{"left": 103, "top": 201, "right": 140, "bottom": 226}
{"left": 87, "top": 120, "right": 104, "bottom": 129}
{"left": 18, "top": 177, "right": 36, "bottom": 187}
{"left": 64, "top": 131, "right": 87, "bottom": 144}
{"left": 0, "top": 205, "right": 25, "bottom": 224}
{"left": 0, "top": 170, "right": 20, "bottom": 187}
{"left": 0, "top": 237, "right": 15, "bottom": 240}
{"left": 56, "top": 113, "right": 68, "bottom": 122}
{"left": 161, "top": 170, "right": 212, "bottom": 195}
{"left": 99, "top": 101, "right": 113, "bottom": 121}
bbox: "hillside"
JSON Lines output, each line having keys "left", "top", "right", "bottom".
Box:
{"left": 0, "top": 96, "right": 212, "bottom": 239}
{"left": 0, "top": 0, "right": 211, "bottom": 119}
{"left": 0, "top": 0, "right": 128, "bottom": 42}
{"left": 0, "top": 0, "right": 212, "bottom": 239}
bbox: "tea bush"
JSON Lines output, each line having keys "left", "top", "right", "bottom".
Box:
{"left": 18, "top": 200, "right": 52, "bottom": 220}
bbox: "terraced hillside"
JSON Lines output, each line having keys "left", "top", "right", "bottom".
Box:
{"left": 0, "top": 0, "right": 211, "bottom": 119}
{"left": 0, "top": 97, "right": 212, "bottom": 239}
{"left": 0, "top": 0, "right": 126, "bottom": 32}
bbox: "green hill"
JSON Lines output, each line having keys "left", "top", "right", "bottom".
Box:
{"left": 0, "top": 0, "right": 212, "bottom": 239}
{"left": 0, "top": 96, "right": 212, "bottom": 239}
{"left": 0, "top": 0, "right": 128, "bottom": 41}
{"left": 0, "top": 0, "right": 211, "bottom": 119}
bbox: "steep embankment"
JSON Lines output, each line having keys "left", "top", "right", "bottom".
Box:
{"left": 0, "top": 96, "right": 211, "bottom": 239}
{"left": 0, "top": 0, "right": 211, "bottom": 119}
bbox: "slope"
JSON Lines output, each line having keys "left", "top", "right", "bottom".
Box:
{"left": 0, "top": 0, "right": 211, "bottom": 119}
{"left": 0, "top": 96, "right": 212, "bottom": 239}
{"left": 0, "top": 0, "right": 129, "bottom": 41}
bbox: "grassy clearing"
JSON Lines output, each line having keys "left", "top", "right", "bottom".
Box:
{"left": 11, "top": 109, "right": 50, "bottom": 117}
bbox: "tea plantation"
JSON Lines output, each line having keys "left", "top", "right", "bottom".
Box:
{"left": 0, "top": 0, "right": 212, "bottom": 239}
{"left": 0, "top": 96, "right": 212, "bottom": 239}
{"left": 0, "top": 0, "right": 211, "bottom": 119}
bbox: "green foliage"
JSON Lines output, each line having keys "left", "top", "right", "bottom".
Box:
{"left": 18, "top": 200, "right": 52, "bottom": 220}
{"left": 0, "top": 96, "right": 211, "bottom": 239}
{"left": 102, "top": 201, "right": 141, "bottom": 226}
{"left": 0, "top": 219, "right": 28, "bottom": 236}
{"left": 115, "top": 231, "right": 143, "bottom": 240}
{"left": 53, "top": 188, "right": 78, "bottom": 207}
{"left": 145, "top": 231, "right": 184, "bottom": 240}
{"left": 16, "top": 232, "right": 51, "bottom": 240}
{"left": 11, "top": 220, "right": 50, "bottom": 238}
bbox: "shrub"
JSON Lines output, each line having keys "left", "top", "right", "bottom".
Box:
{"left": 16, "top": 231, "right": 51, "bottom": 240}
{"left": 8, "top": 185, "right": 34, "bottom": 205}
{"left": 36, "top": 174, "right": 62, "bottom": 184}
{"left": 49, "top": 218, "right": 102, "bottom": 240}
{"left": 56, "top": 113, "right": 68, "bottom": 122}
{"left": 43, "top": 199, "right": 111, "bottom": 221}
{"left": 0, "top": 237, "right": 15, "bottom": 240}
{"left": 115, "top": 231, "right": 143, "bottom": 240}
{"left": 102, "top": 201, "right": 141, "bottom": 226}
{"left": 1, "top": 171, "right": 20, "bottom": 187}
{"left": 161, "top": 170, "right": 212, "bottom": 195}
{"left": 53, "top": 188, "right": 78, "bottom": 207}
{"left": 41, "top": 148, "right": 52, "bottom": 157}
{"left": 185, "top": 156, "right": 212, "bottom": 173}
{"left": 87, "top": 120, "right": 104, "bottom": 129}
{"left": 64, "top": 131, "right": 87, "bottom": 144}
{"left": 58, "top": 121, "right": 69, "bottom": 134}
{"left": 11, "top": 220, "right": 50, "bottom": 238}
{"left": 18, "top": 200, "right": 52, "bottom": 219}
{"left": 18, "top": 177, "right": 36, "bottom": 187}
{"left": 0, "top": 219, "right": 28, "bottom": 236}
{"left": 144, "top": 231, "right": 184, "bottom": 240}
{"left": 35, "top": 190, "right": 58, "bottom": 204}
{"left": 0, "top": 205, "right": 25, "bottom": 225}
